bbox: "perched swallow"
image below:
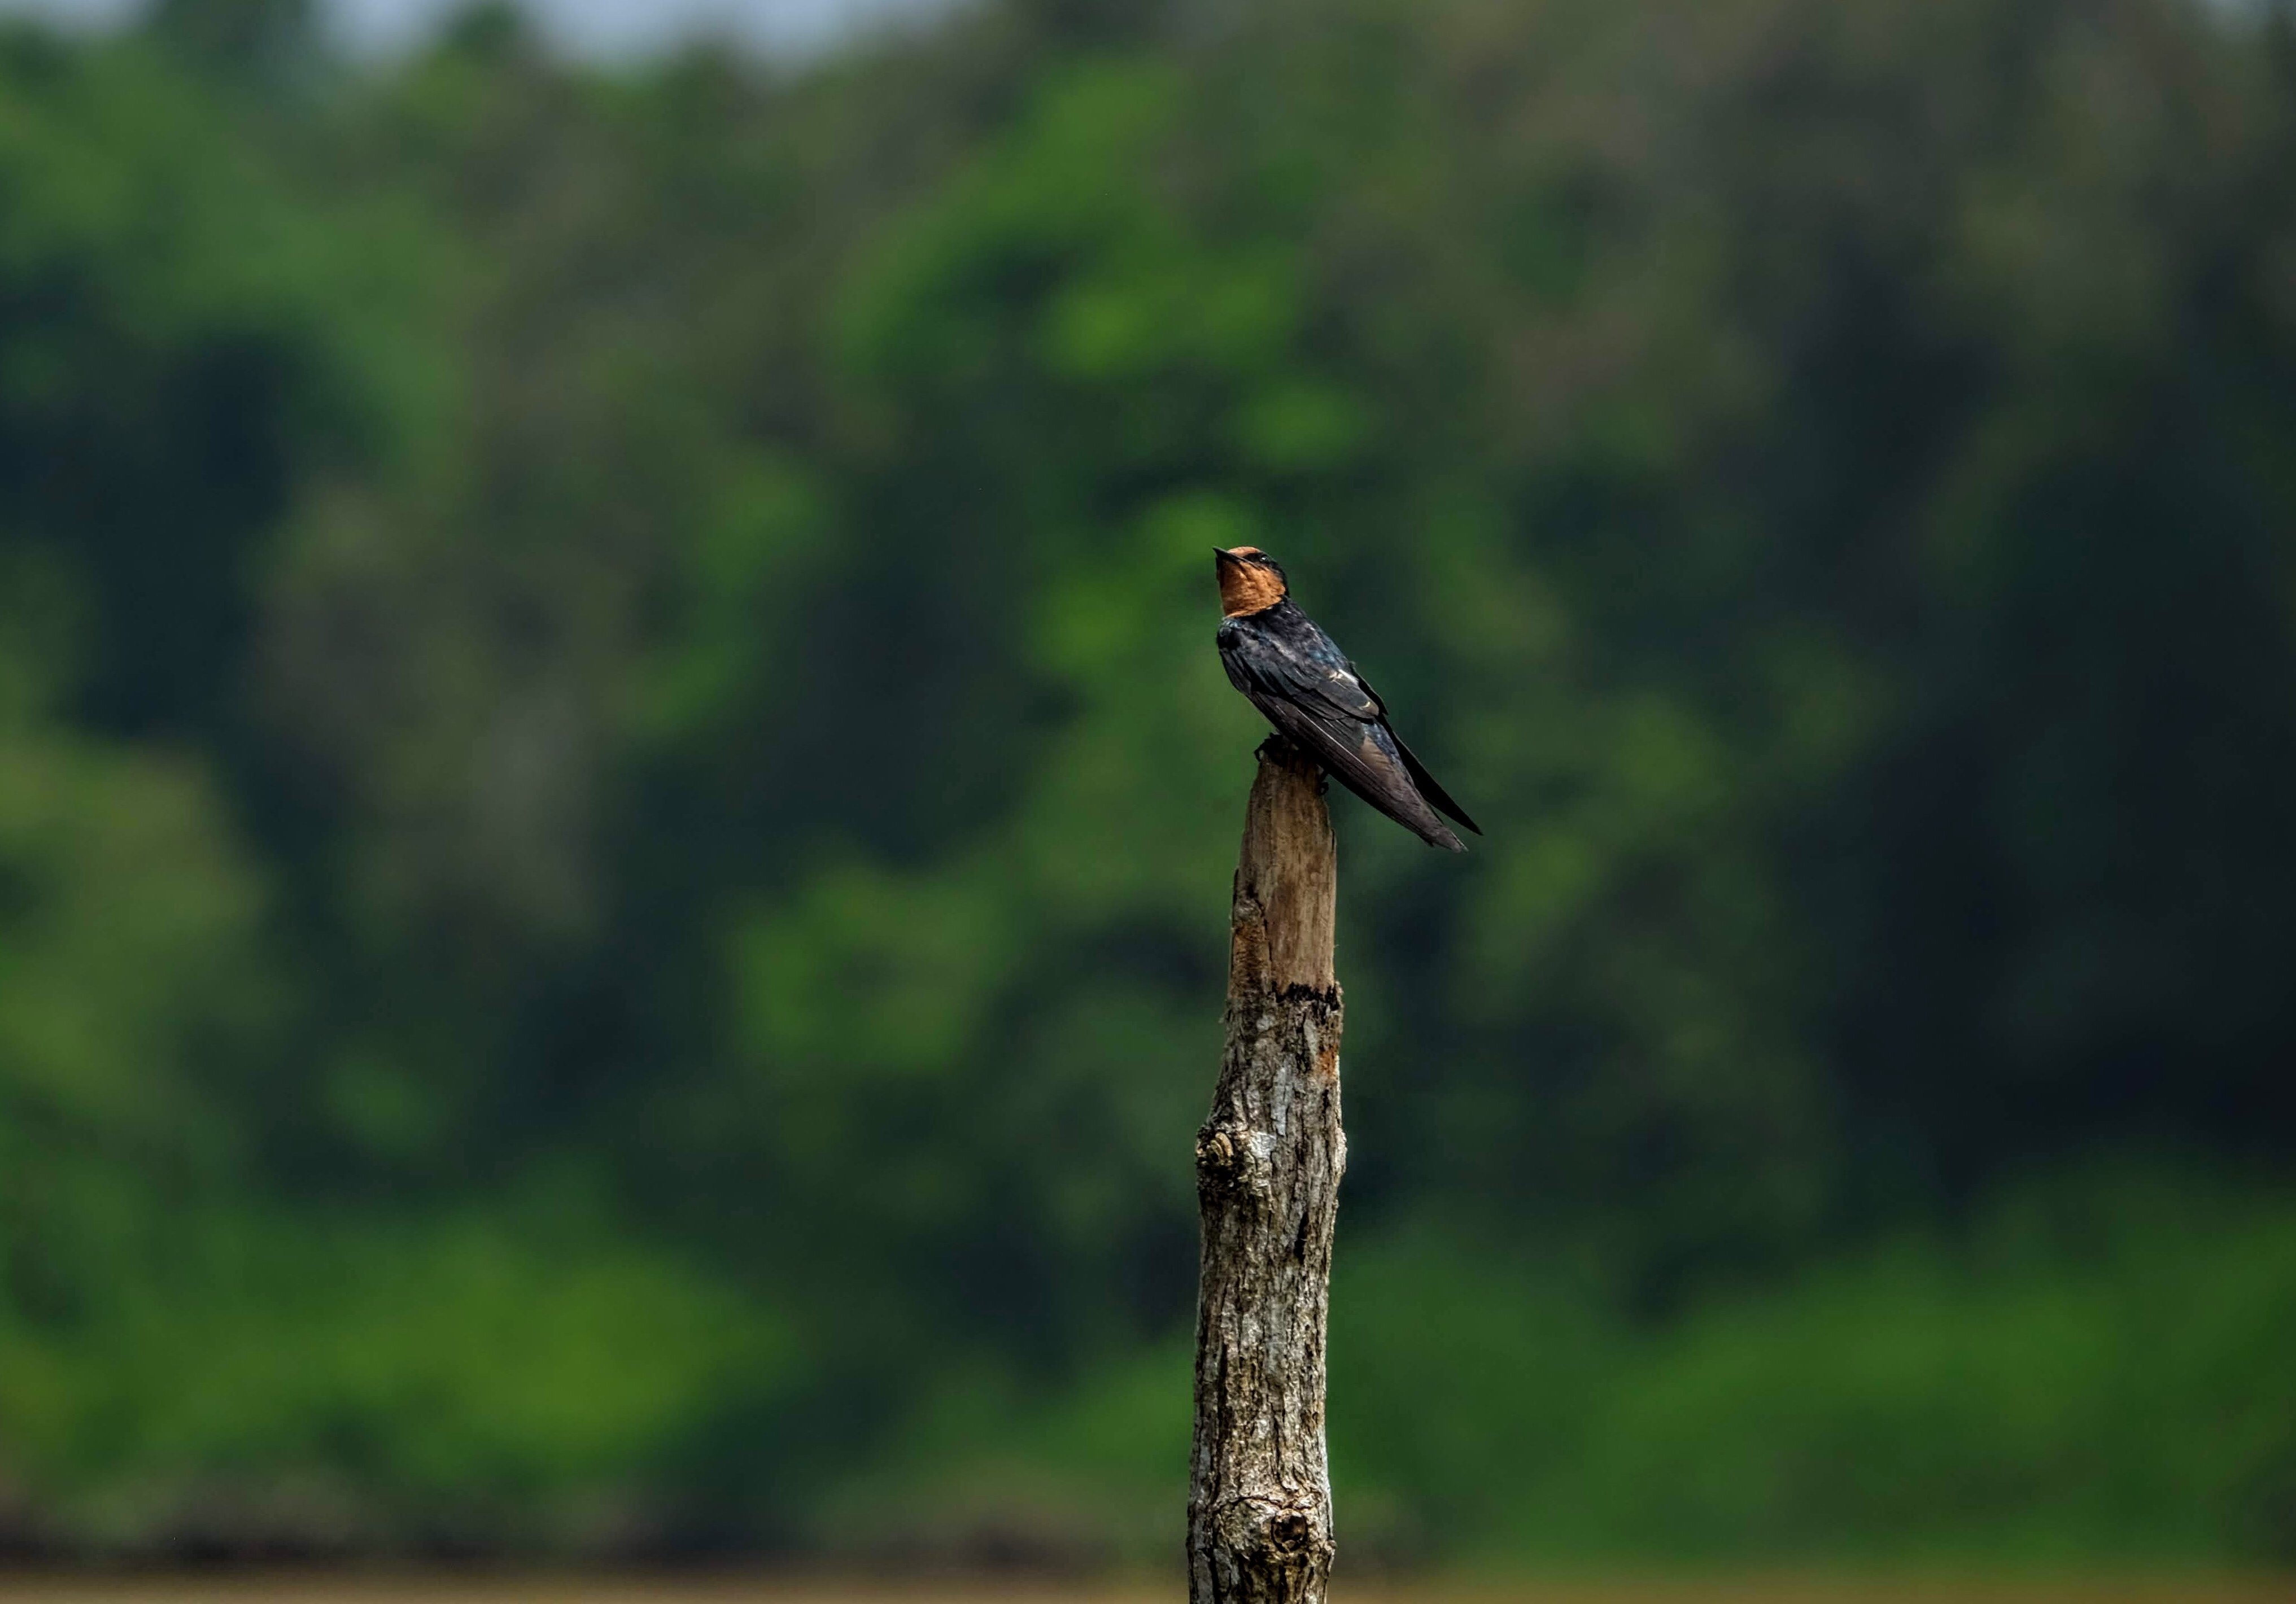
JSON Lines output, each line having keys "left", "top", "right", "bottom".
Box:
{"left": 1214, "top": 546, "right": 1480, "bottom": 851}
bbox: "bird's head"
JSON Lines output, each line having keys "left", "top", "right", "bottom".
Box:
{"left": 1214, "top": 546, "right": 1287, "bottom": 618}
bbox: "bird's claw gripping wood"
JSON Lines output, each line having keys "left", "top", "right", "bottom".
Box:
{"left": 1190, "top": 736, "right": 1345, "bottom": 1604}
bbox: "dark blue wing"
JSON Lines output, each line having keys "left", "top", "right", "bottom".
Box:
{"left": 1219, "top": 614, "right": 1466, "bottom": 851}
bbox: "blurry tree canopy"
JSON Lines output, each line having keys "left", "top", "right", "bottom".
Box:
{"left": 1, "top": 0, "right": 2294, "bottom": 1568}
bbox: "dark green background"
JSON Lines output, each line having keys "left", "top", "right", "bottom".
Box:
{"left": 2, "top": 0, "right": 2294, "bottom": 1570}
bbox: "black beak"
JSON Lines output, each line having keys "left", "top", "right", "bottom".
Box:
{"left": 1214, "top": 547, "right": 1239, "bottom": 565}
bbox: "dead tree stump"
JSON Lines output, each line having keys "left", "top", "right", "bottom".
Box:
{"left": 1189, "top": 735, "right": 1344, "bottom": 1604}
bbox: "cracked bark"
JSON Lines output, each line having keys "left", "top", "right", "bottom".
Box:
{"left": 1189, "top": 736, "right": 1343, "bottom": 1604}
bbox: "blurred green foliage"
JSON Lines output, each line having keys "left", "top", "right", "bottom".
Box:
{"left": 1, "top": 0, "right": 2294, "bottom": 1569}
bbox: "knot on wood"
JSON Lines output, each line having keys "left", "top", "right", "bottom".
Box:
{"left": 1206, "top": 1492, "right": 1334, "bottom": 1594}
{"left": 1267, "top": 1509, "right": 1315, "bottom": 1554}
{"left": 1195, "top": 1121, "right": 1275, "bottom": 1198}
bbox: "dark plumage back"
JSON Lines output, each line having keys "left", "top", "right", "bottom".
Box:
{"left": 1217, "top": 598, "right": 1479, "bottom": 851}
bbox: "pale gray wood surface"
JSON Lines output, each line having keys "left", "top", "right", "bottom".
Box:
{"left": 1189, "top": 737, "right": 1345, "bottom": 1604}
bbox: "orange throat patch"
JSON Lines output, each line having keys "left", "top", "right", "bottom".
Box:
{"left": 1219, "top": 562, "right": 1285, "bottom": 618}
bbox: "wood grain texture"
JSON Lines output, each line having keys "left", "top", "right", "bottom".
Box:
{"left": 1189, "top": 736, "right": 1345, "bottom": 1604}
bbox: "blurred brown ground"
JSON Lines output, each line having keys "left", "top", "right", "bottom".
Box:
{"left": 0, "top": 1579, "right": 2289, "bottom": 1604}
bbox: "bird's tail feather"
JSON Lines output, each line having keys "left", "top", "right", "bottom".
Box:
{"left": 1388, "top": 728, "right": 1481, "bottom": 835}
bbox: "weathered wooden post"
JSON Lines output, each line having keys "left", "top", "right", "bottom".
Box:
{"left": 1189, "top": 735, "right": 1344, "bottom": 1604}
